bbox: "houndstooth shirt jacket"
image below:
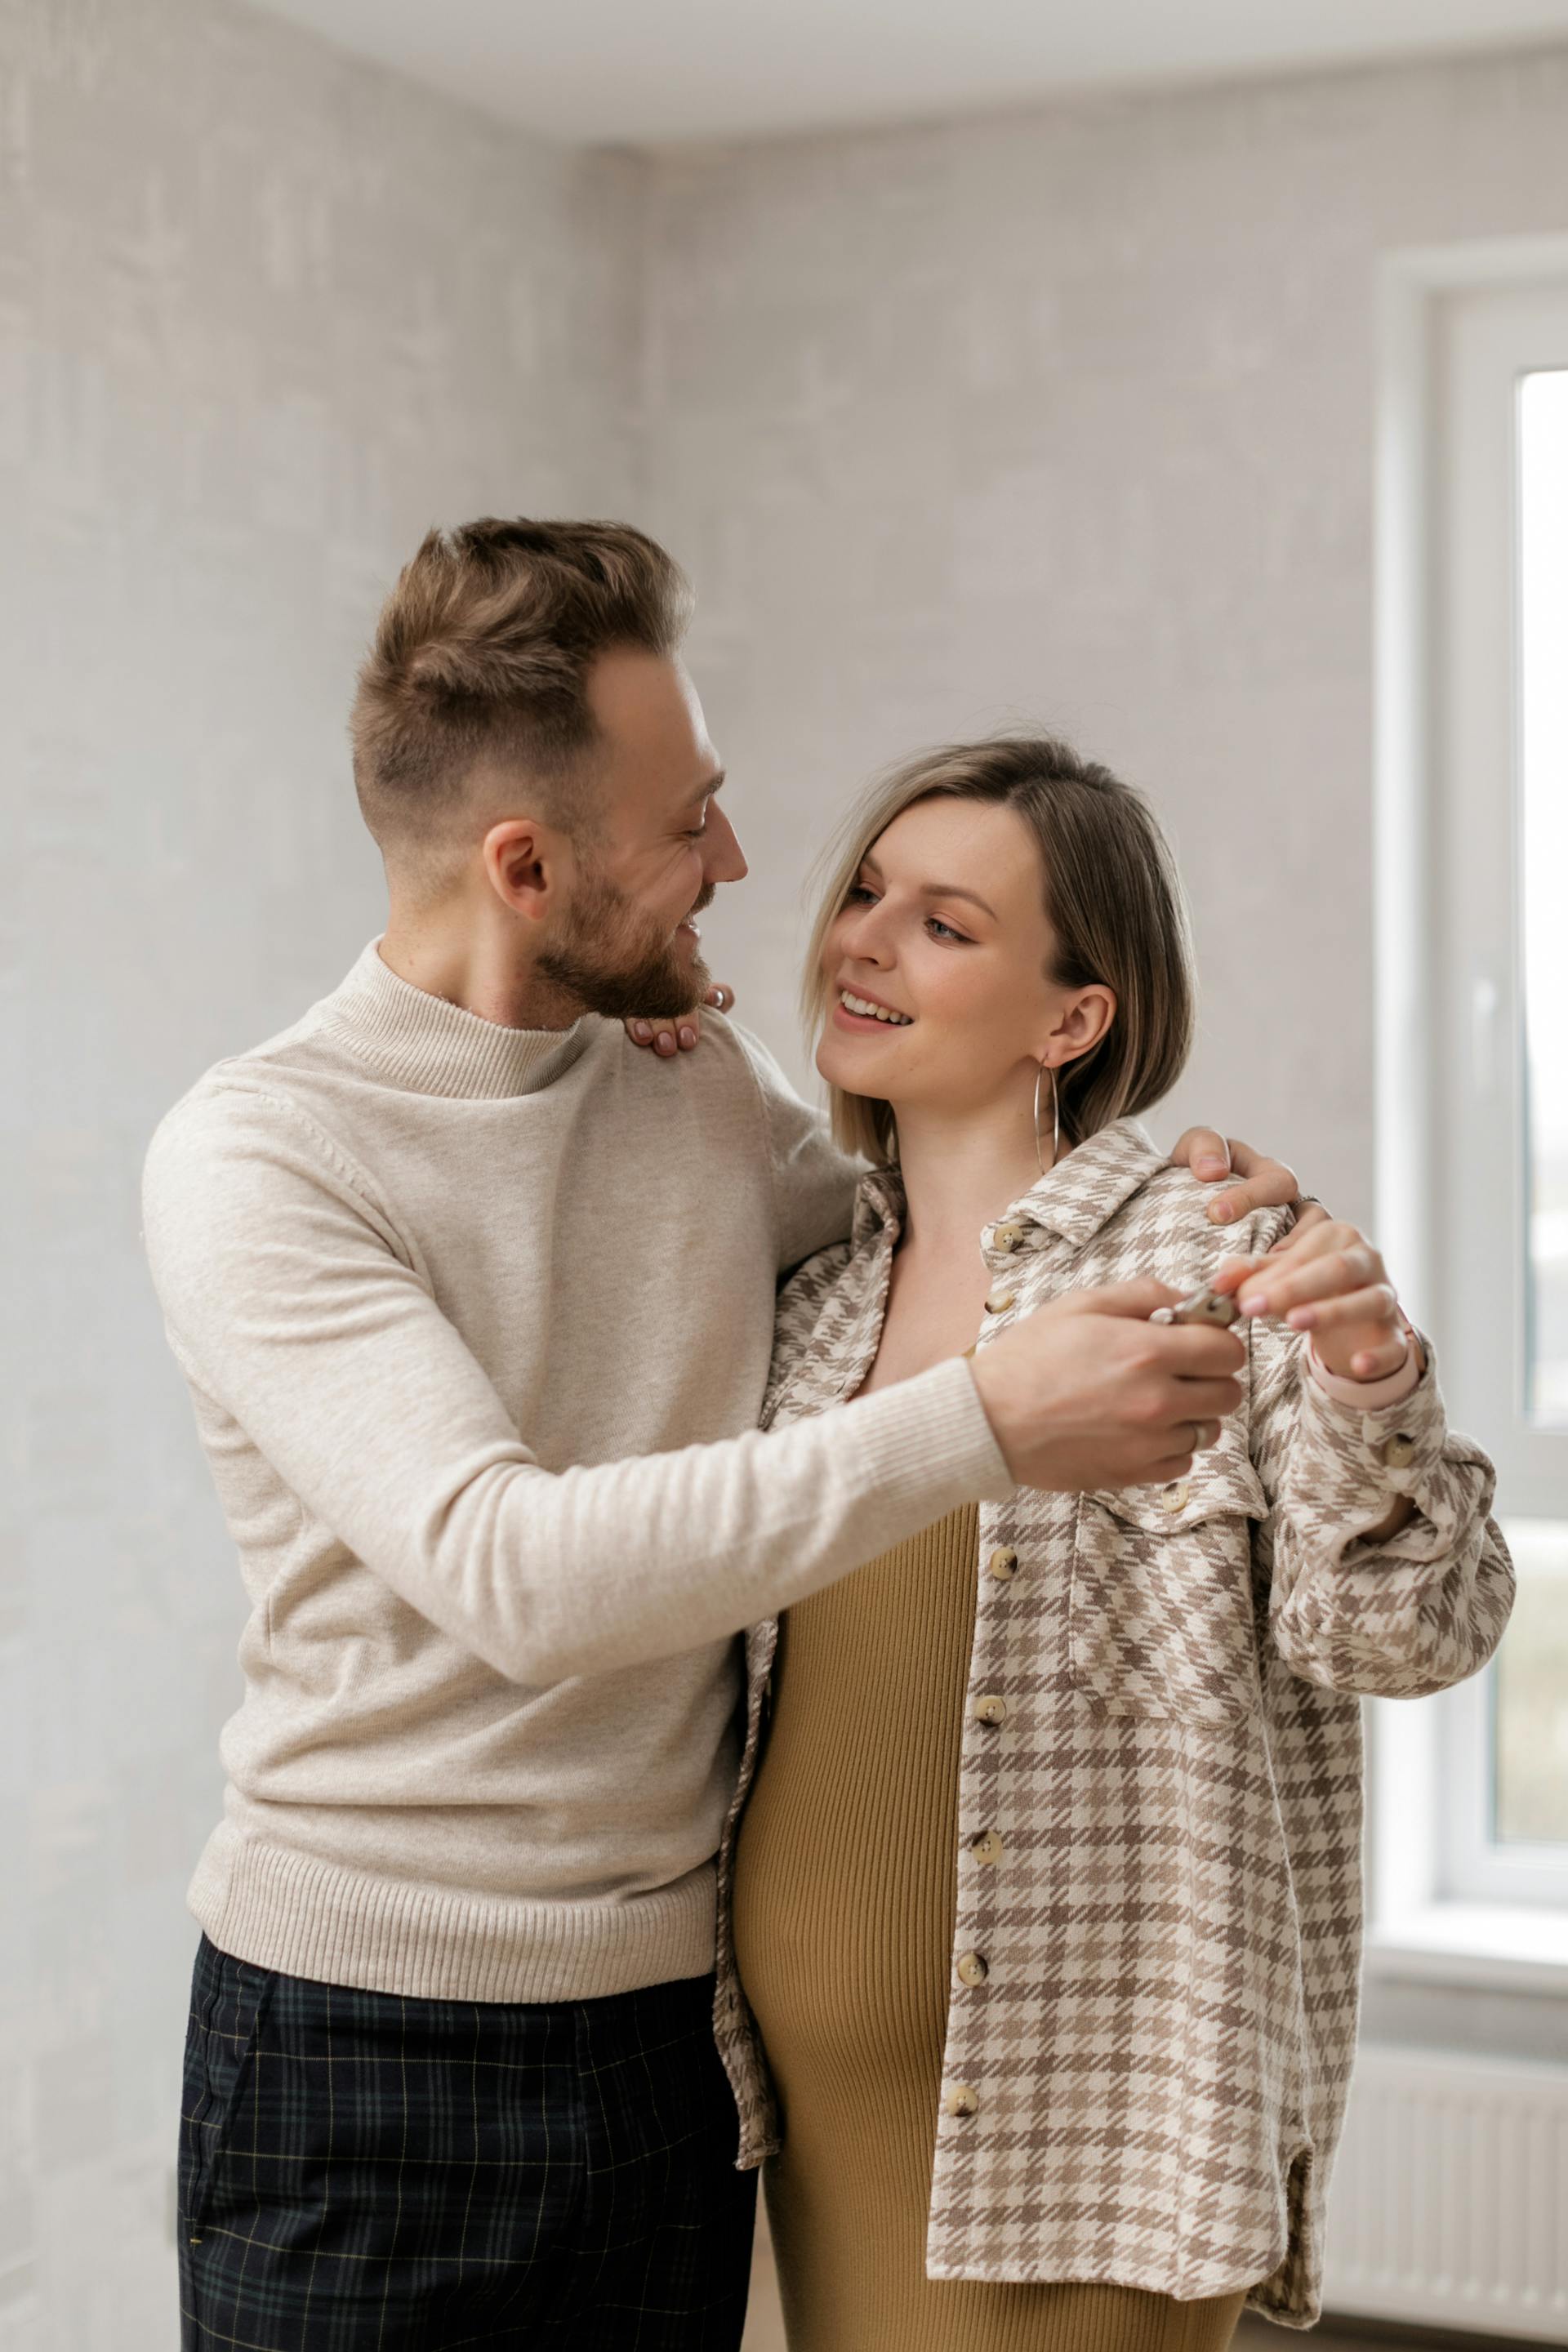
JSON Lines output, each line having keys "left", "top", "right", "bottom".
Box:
{"left": 710, "top": 1118, "right": 1512, "bottom": 2328}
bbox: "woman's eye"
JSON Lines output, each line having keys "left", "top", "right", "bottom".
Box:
{"left": 846, "top": 884, "right": 878, "bottom": 905}
{"left": 928, "top": 918, "right": 968, "bottom": 943}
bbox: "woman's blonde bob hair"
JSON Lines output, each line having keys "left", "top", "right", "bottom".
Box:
{"left": 803, "top": 735, "right": 1196, "bottom": 1167}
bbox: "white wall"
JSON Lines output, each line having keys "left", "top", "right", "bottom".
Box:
{"left": 641, "top": 45, "right": 1568, "bottom": 1233}
{"left": 3, "top": 1, "right": 639, "bottom": 2341}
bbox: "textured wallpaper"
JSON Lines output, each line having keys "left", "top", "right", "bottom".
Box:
{"left": 640, "top": 47, "right": 1568, "bottom": 1229}
{"left": 2, "top": 1, "right": 639, "bottom": 2341}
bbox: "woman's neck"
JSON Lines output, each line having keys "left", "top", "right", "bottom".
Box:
{"left": 890, "top": 1096, "right": 1059, "bottom": 1260}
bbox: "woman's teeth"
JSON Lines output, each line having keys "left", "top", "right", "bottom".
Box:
{"left": 840, "top": 990, "right": 911, "bottom": 1026}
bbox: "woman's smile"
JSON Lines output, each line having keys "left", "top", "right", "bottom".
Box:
{"left": 833, "top": 986, "right": 915, "bottom": 1033}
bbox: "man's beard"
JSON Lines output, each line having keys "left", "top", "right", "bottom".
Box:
{"left": 537, "top": 868, "right": 715, "bottom": 1022}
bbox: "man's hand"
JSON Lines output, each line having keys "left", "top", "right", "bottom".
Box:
{"left": 1169, "top": 1126, "right": 1330, "bottom": 1246}
{"left": 624, "top": 983, "right": 734, "bottom": 1058}
{"left": 969, "top": 1279, "right": 1246, "bottom": 1494}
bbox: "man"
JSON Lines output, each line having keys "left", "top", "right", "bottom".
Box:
{"left": 144, "top": 518, "right": 1308, "bottom": 2350}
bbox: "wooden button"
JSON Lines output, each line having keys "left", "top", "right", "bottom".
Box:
{"left": 969, "top": 1829, "right": 1003, "bottom": 1864}
{"left": 1161, "top": 1480, "right": 1189, "bottom": 1513}
{"left": 987, "top": 1546, "right": 1019, "bottom": 1582}
{"left": 991, "top": 1221, "right": 1029, "bottom": 1254}
{"left": 943, "top": 2082, "right": 980, "bottom": 2118}
{"left": 972, "top": 1694, "right": 1009, "bottom": 1726}
{"left": 956, "top": 1950, "right": 990, "bottom": 1988}
{"left": 1381, "top": 1433, "right": 1417, "bottom": 1469}
{"left": 984, "top": 1285, "right": 1017, "bottom": 1315}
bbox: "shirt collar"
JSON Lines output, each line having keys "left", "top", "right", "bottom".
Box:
{"left": 850, "top": 1118, "right": 1167, "bottom": 1256}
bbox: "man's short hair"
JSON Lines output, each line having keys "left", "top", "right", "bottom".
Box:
{"left": 350, "top": 518, "right": 693, "bottom": 871}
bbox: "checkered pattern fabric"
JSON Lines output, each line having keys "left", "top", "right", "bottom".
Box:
{"left": 180, "top": 1937, "right": 755, "bottom": 2350}
{"left": 710, "top": 1120, "right": 1511, "bottom": 2330}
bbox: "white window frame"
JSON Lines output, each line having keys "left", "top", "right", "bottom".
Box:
{"left": 1370, "top": 237, "right": 1568, "bottom": 1993}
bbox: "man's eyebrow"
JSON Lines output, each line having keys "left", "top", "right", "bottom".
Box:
{"left": 687, "top": 769, "right": 726, "bottom": 810}
{"left": 858, "top": 854, "right": 996, "bottom": 923}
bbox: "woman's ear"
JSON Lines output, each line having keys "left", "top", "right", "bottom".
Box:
{"left": 1044, "top": 983, "right": 1116, "bottom": 1067}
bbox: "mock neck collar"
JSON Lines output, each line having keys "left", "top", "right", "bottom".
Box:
{"left": 851, "top": 1118, "right": 1166, "bottom": 1254}
{"left": 319, "top": 941, "right": 590, "bottom": 1101}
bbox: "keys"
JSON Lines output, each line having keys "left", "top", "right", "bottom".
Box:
{"left": 1149, "top": 1282, "right": 1241, "bottom": 1330}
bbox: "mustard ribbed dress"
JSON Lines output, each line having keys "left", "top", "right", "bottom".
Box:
{"left": 732, "top": 1504, "right": 1249, "bottom": 2352}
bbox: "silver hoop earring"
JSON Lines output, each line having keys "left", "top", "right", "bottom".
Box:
{"left": 1034, "top": 1061, "right": 1060, "bottom": 1176}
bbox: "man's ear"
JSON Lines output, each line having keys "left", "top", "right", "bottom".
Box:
{"left": 483, "top": 817, "right": 564, "bottom": 924}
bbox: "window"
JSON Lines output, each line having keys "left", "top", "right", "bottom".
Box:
{"left": 1374, "top": 251, "right": 1568, "bottom": 1972}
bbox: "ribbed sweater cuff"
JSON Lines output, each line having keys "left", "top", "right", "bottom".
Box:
{"left": 851, "top": 1356, "right": 1015, "bottom": 1512}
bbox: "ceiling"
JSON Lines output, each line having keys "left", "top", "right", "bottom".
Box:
{"left": 247, "top": 0, "right": 1568, "bottom": 148}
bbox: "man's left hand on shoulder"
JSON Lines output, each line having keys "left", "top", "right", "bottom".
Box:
{"left": 1168, "top": 1127, "right": 1329, "bottom": 1242}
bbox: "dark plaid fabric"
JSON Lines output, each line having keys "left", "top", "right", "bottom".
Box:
{"left": 179, "top": 1935, "right": 756, "bottom": 2350}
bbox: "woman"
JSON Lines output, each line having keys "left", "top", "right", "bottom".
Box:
{"left": 714, "top": 737, "right": 1511, "bottom": 2351}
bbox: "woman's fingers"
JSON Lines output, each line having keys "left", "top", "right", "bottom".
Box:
{"left": 1213, "top": 1223, "right": 1344, "bottom": 1297}
{"left": 1287, "top": 1281, "right": 1397, "bottom": 1333}
{"left": 1269, "top": 1200, "right": 1330, "bottom": 1247}
{"left": 1340, "top": 1333, "right": 1413, "bottom": 1379}
{"left": 1240, "top": 1253, "right": 1383, "bottom": 1321}
{"left": 1235, "top": 1226, "right": 1378, "bottom": 1311}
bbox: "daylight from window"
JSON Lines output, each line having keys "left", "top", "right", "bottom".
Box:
{"left": 1494, "top": 1520, "right": 1568, "bottom": 1845}
{"left": 1522, "top": 367, "right": 1568, "bottom": 1427}
{"left": 1497, "top": 368, "right": 1568, "bottom": 1854}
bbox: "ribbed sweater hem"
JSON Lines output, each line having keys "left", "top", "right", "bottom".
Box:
{"left": 189, "top": 1829, "right": 718, "bottom": 2003}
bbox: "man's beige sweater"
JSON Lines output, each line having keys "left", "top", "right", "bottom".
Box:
{"left": 142, "top": 942, "right": 1009, "bottom": 2005}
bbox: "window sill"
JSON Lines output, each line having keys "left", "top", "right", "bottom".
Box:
{"left": 1366, "top": 1902, "right": 1568, "bottom": 1995}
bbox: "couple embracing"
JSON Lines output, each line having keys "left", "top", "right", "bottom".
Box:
{"left": 145, "top": 519, "right": 1511, "bottom": 2352}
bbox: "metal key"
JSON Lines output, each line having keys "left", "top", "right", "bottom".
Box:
{"left": 1148, "top": 1282, "right": 1241, "bottom": 1329}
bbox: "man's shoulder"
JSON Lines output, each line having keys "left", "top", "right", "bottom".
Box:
{"left": 142, "top": 1041, "right": 354, "bottom": 1225}
{"left": 693, "top": 1010, "right": 789, "bottom": 1098}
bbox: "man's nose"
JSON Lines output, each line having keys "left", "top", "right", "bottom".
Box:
{"left": 705, "top": 801, "right": 748, "bottom": 885}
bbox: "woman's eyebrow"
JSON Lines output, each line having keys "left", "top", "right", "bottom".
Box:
{"left": 920, "top": 883, "right": 996, "bottom": 920}
{"left": 857, "top": 856, "right": 996, "bottom": 922}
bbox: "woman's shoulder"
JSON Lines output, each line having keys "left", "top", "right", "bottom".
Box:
{"left": 1080, "top": 1156, "right": 1298, "bottom": 1288}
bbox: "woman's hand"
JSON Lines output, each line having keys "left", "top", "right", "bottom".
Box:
{"left": 1168, "top": 1128, "right": 1330, "bottom": 1240}
{"left": 1214, "top": 1220, "right": 1415, "bottom": 1383}
{"left": 624, "top": 982, "right": 735, "bottom": 1057}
